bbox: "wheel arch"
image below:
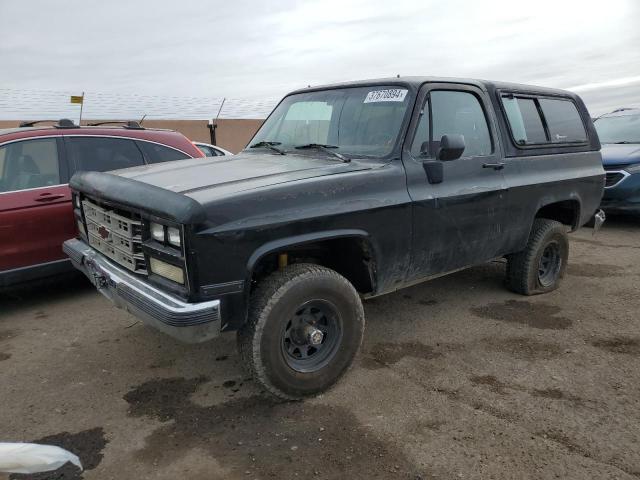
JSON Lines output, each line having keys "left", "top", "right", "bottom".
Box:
{"left": 533, "top": 196, "right": 582, "bottom": 231}
{"left": 245, "top": 229, "right": 379, "bottom": 298}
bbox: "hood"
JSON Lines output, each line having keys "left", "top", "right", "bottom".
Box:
{"left": 600, "top": 143, "right": 640, "bottom": 167}
{"left": 114, "top": 151, "right": 374, "bottom": 200}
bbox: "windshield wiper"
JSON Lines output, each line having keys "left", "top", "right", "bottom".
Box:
{"left": 294, "top": 143, "right": 350, "bottom": 162}
{"left": 250, "top": 141, "right": 286, "bottom": 155}
{"left": 612, "top": 141, "right": 638, "bottom": 144}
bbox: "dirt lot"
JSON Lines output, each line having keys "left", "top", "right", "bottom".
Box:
{"left": 1, "top": 217, "right": 639, "bottom": 480}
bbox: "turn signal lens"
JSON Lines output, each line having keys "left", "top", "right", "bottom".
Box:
{"left": 150, "top": 222, "right": 165, "bottom": 242}
{"left": 149, "top": 258, "right": 184, "bottom": 284}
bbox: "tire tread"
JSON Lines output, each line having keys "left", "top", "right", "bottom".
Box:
{"left": 505, "top": 218, "right": 567, "bottom": 295}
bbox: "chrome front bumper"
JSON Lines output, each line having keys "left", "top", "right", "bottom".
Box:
{"left": 63, "top": 238, "right": 221, "bottom": 343}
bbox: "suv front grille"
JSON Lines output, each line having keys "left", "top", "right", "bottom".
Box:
{"left": 82, "top": 198, "right": 147, "bottom": 274}
{"left": 604, "top": 171, "right": 625, "bottom": 188}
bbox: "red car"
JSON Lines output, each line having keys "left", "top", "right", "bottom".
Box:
{"left": 0, "top": 119, "right": 204, "bottom": 287}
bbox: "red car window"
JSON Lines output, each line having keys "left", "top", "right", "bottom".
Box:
{"left": 0, "top": 137, "right": 61, "bottom": 192}
{"left": 66, "top": 136, "right": 145, "bottom": 172}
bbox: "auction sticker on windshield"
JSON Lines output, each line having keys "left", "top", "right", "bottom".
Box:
{"left": 364, "top": 89, "right": 408, "bottom": 103}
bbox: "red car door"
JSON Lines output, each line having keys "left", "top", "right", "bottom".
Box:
{"left": 0, "top": 137, "right": 74, "bottom": 275}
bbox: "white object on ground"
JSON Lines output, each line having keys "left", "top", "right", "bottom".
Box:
{"left": 0, "top": 443, "right": 82, "bottom": 474}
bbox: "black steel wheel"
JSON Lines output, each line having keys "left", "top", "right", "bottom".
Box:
{"left": 281, "top": 300, "right": 343, "bottom": 373}
{"left": 537, "top": 241, "right": 562, "bottom": 287}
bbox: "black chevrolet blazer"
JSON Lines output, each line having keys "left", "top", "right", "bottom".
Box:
{"left": 64, "top": 77, "right": 605, "bottom": 399}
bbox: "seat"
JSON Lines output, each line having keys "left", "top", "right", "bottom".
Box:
{"left": 7, "top": 155, "right": 42, "bottom": 191}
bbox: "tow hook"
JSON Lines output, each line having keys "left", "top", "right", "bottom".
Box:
{"left": 592, "top": 209, "right": 606, "bottom": 236}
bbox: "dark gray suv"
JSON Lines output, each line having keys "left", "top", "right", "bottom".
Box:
{"left": 65, "top": 77, "right": 604, "bottom": 399}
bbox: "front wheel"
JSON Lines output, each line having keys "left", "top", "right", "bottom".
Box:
{"left": 238, "top": 264, "right": 365, "bottom": 400}
{"left": 505, "top": 218, "right": 569, "bottom": 295}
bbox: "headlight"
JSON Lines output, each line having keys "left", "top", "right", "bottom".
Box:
{"left": 167, "top": 227, "right": 181, "bottom": 247}
{"left": 150, "top": 222, "right": 165, "bottom": 242}
{"left": 149, "top": 258, "right": 184, "bottom": 284}
{"left": 625, "top": 163, "right": 640, "bottom": 174}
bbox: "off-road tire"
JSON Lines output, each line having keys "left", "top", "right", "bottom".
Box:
{"left": 237, "top": 263, "right": 365, "bottom": 400}
{"left": 505, "top": 218, "right": 569, "bottom": 295}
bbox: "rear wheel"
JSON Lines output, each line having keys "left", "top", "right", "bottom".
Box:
{"left": 238, "top": 263, "right": 364, "bottom": 400}
{"left": 505, "top": 218, "right": 569, "bottom": 295}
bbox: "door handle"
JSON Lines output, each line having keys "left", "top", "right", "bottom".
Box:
{"left": 34, "top": 193, "right": 65, "bottom": 202}
{"left": 482, "top": 162, "right": 505, "bottom": 170}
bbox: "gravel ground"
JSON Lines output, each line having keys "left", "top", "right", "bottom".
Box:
{"left": 1, "top": 217, "right": 639, "bottom": 480}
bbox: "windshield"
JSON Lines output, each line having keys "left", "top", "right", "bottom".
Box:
{"left": 248, "top": 86, "right": 412, "bottom": 158}
{"left": 594, "top": 113, "right": 640, "bottom": 143}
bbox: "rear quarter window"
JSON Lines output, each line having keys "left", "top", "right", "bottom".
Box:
{"left": 502, "top": 97, "right": 547, "bottom": 145}
{"left": 538, "top": 98, "right": 587, "bottom": 143}
{"left": 501, "top": 94, "right": 587, "bottom": 147}
{"left": 138, "top": 141, "right": 190, "bottom": 163}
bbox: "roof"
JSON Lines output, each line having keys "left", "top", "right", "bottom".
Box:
{"left": 290, "top": 76, "right": 577, "bottom": 97}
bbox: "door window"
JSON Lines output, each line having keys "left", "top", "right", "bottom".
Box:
{"left": 411, "top": 90, "right": 492, "bottom": 158}
{"left": 66, "top": 137, "right": 145, "bottom": 172}
{"left": 138, "top": 141, "right": 190, "bottom": 163}
{"left": 0, "top": 138, "right": 60, "bottom": 192}
{"left": 411, "top": 101, "right": 430, "bottom": 157}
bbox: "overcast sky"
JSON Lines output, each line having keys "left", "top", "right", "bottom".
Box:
{"left": 0, "top": 0, "right": 638, "bottom": 119}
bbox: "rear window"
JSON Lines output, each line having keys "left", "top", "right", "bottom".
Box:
{"left": 501, "top": 94, "right": 587, "bottom": 147}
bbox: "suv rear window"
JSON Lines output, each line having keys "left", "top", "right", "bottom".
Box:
{"left": 501, "top": 94, "right": 586, "bottom": 146}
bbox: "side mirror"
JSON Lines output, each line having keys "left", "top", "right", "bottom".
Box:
{"left": 436, "top": 134, "right": 465, "bottom": 161}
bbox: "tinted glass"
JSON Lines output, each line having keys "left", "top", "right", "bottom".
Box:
{"left": 430, "top": 91, "right": 492, "bottom": 157}
{"left": 539, "top": 98, "right": 586, "bottom": 143}
{"left": 0, "top": 138, "right": 60, "bottom": 192}
{"left": 67, "top": 137, "right": 144, "bottom": 172}
{"left": 138, "top": 141, "right": 189, "bottom": 163}
{"left": 594, "top": 113, "right": 640, "bottom": 143}
{"left": 250, "top": 86, "right": 411, "bottom": 158}
{"left": 196, "top": 144, "right": 217, "bottom": 157}
{"left": 410, "top": 101, "right": 430, "bottom": 157}
{"left": 502, "top": 97, "right": 547, "bottom": 144}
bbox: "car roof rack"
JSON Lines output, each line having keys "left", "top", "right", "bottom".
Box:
{"left": 87, "top": 120, "right": 144, "bottom": 130}
{"left": 19, "top": 119, "right": 58, "bottom": 127}
{"left": 611, "top": 108, "right": 635, "bottom": 113}
{"left": 18, "top": 118, "right": 78, "bottom": 128}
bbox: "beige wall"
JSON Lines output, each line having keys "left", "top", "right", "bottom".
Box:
{"left": 0, "top": 118, "right": 264, "bottom": 154}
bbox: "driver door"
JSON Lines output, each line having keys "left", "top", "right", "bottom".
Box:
{"left": 401, "top": 83, "right": 509, "bottom": 282}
